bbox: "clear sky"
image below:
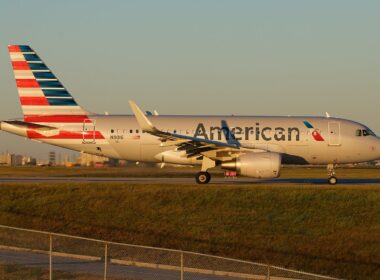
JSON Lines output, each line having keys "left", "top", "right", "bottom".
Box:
{"left": 0, "top": 0, "right": 379, "bottom": 159}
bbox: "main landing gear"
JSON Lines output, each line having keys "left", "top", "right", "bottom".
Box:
{"left": 196, "top": 171, "right": 211, "bottom": 184}
{"left": 195, "top": 157, "right": 215, "bottom": 184}
{"left": 327, "top": 164, "right": 338, "bottom": 185}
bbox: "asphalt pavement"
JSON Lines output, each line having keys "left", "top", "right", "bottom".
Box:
{"left": 0, "top": 176, "right": 380, "bottom": 185}
{"left": 0, "top": 248, "right": 254, "bottom": 280}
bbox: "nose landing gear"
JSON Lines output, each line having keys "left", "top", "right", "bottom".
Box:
{"left": 327, "top": 164, "right": 338, "bottom": 185}
{"left": 328, "top": 176, "right": 338, "bottom": 185}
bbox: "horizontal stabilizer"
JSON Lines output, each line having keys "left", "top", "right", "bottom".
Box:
{"left": 3, "top": 120, "right": 57, "bottom": 131}
{"left": 0, "top": 120, "right": 60, "bottom": 137}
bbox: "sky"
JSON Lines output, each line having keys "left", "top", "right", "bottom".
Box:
{"left": 0, "top": 0, "right": 379, "bottom": 159}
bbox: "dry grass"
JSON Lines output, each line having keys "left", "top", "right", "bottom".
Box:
{"left": 0, "top": 173, "right": 379, "bottom": 279}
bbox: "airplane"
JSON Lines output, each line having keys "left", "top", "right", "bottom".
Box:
{"left": 1, "top": 45, "right": 380, "bottom": 185}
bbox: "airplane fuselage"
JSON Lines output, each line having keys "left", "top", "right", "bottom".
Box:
{"left": 3, "top": 115, "right": 379, "bottom": 166}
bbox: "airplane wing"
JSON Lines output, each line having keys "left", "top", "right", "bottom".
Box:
{"left": 128, "top": 101, "right": 260, "bottom": 161}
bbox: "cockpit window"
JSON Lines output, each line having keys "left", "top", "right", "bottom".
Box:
{"left": 356, "top": 128, "right": 376, "bottom": 137}
{"left": 367, "top": 129, "right": 376, "bottom": 136}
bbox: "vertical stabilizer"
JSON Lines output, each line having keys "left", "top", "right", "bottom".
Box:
{"left": 8, "top": 45, "right": 90, "bottom": 123}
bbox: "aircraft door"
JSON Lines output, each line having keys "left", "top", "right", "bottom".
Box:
{"left": 328, "top": 122, "right": 340, "bottom": 146}
{"left": 83, "top": 119, "right": 96, "bottom": 144}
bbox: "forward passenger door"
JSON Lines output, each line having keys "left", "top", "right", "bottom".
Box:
{"left": 328, "top": 122, "right": 341, "bottom": 146}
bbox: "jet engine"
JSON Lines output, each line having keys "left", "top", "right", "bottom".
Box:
{"left": 221, "top": 152, "right": 281, "bottom": 178}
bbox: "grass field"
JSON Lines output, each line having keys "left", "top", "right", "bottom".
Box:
{"left": 0, "top": 167, "right": 379, "bottom": 280}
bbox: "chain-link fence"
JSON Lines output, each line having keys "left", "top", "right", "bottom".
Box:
{"left": 0, "top": 224, "right": 340, "bottom": 280}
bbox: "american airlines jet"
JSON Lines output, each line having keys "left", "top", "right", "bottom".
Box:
{"left": 1, "top": 45, "right": 379, "bottom": 184}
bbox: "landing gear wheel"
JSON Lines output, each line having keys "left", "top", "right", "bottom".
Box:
{"left": 327, "top": 164, "right": 338, "bottom": 185}
{"left": 328, "top": 176, "right": 338, "bottom": 185}
{"left": 196, "top": 172, "right": 211, "bottom": 184}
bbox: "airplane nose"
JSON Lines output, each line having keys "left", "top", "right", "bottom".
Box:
{"left": 375, "top": 137, "right": 380, "bottom": 159}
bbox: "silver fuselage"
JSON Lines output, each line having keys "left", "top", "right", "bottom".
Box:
{"left": 3, "top": 115, "right": 378, "bottom": 165}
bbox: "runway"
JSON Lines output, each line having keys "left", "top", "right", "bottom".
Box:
{"left": 0, "top": 176, "right": 380, "bottom": 185}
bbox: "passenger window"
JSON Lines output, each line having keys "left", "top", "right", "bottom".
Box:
{"left": 129, "top": 129, "right": 133, "bottom": 133}
{"left": 136, "top": 129, "right": 139, "bottom": 133}
{"left": 356, "top": 129, "right": 362, "bottom": 136}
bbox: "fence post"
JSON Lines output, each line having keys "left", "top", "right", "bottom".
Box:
{"left": 267, "top": 264, "right": 270, "bottom": 280}
{"left": 49, "top": 234, "right": 52, "bottom": 280}
{"left": 180, "top": 251, "right": 184, "bottom": 280}
{"left": 104, "top": 243, "right": 108, "bottom": 280}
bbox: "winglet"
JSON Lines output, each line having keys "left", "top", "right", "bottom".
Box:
{"left": 128, "top": 100, "right": 157, "bottom": 133}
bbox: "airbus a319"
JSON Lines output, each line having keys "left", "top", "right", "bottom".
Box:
{"left": 1, "top": 45, "right": 379, "bottom": 184}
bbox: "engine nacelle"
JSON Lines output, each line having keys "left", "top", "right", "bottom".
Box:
{"left": 221, "top": 152, "right": 281, "bottom": 179}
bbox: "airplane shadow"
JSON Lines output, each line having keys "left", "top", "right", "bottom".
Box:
{"left": 223, "top": 178, "right": 380, "bottom": 185}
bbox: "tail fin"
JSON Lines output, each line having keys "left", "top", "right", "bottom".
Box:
{"left": 8, "top": 45, "right": 90, "bottom": 123}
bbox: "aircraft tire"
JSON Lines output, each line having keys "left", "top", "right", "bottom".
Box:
{"left": 328, "top": 176, "right": 338, "bottom": 185}
{"left": 196, "top": 172, "right": 211, "bottom": 184}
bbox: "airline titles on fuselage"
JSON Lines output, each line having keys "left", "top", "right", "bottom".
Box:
{"left": 194, "top": 123, "right": 300, "bottom": 142}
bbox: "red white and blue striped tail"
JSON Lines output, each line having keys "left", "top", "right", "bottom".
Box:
{"left": 8, "top": 45, "right": 90, "bottom": 123}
